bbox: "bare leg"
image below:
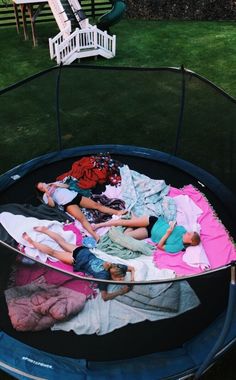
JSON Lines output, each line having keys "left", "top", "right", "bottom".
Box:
{"left": 34, "top": 226, "right": 77, "bottom": 252}
{"left": 124, "top": 227, "right": 149, "bottom": 240}
{"left": 66, "top": 204, "right": 100, "bottom": 242}
{"left": 80, "top": 196, "right": 127, "bottom": 216}
{"left": 93, "top": 215, "right": 150, "bottom": 231}
{"left": 124, "top": 227, "right": 134, "bottom": 234}
{"left": 22, "top": 232, "right": 73, "bottom": 264}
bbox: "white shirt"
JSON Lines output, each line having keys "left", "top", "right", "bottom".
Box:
{"left": 43, "top": 186, "right": 78, "bottom": 206}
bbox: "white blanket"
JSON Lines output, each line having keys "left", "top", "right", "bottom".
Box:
{"left": 0, "top": 212, "right": 76, "bottom": 263}
{"left": 92, "top": 247, "right": 175, "bottom": 282}
{"left": 174, "top": 194, "right": 202, "bottom": 232}
{"left": 52, "top": 280, "right": 200, "bottom": 335}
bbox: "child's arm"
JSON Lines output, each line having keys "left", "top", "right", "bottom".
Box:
{"left": 54, "top": 182, "right": 69, "bottom": 189}
{"left": 127, "top": 265, "right": 135, "bottom": 282}
{"left": 156, "top": 222, "right": 176, "bottom": 251}
{"left": 101, "top": 285, "right": 131, "bottom": 301}
{"left": 44, "top": 193, "right": 55, "bottom": 207}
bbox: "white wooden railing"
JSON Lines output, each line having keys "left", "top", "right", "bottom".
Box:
{"left": 97, "top": 30, "right": 116, "bottom": 57}
{"left": 49, "top": 26, "right": 116, "bottom": 64}
{"left": 49, "top": 25, "right": 71, "bottom": 60}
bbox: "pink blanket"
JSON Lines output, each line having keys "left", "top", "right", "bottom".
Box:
{"left": 153, "top": 185, "right": 236, "bottom": 276}
{"left": 15, "top": 261, "right": 97, "bottom": 299}
{"left": 5, "top": 277, "right": 87, "bottom": 331}
{"left": 10, "top": 257, "right": 98, "bottom": 331}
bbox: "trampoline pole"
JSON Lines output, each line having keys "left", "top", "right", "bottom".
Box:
{"left": 56, "top": 64, "right": 63, "bottom": 151}
{"left": 194, "top": 262, "right": 236, "bottom": 379}
{"left": 174, "top": 64, "right": 186, "bottom": 156}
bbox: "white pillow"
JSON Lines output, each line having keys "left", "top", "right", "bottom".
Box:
{"left": 183, "top": 243, "right": 210, "bottom": 270}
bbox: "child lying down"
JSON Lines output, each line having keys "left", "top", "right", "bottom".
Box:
{"left": 94, "top": 215, "right": 201, "bottom": 253}
{"left": 23, "top": 227, "right": 135, "bottom": 302}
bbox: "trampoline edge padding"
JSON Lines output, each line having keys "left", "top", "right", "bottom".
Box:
{"left": 1, "top": 302, "right": 236, "bottom": 380}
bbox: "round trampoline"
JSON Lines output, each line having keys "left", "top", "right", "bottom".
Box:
{"left": 0, "top": 65, "right": 236, "bottom": 379}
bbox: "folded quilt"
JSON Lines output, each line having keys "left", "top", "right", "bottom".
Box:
{"left": 97, "top": 226, "right": 155, "bottom": 259}
{"left": 115, "top": 282, "right": 180, "bottom": 312}
{"left": 5, "top": 277, "right": 86, "bottom": 331}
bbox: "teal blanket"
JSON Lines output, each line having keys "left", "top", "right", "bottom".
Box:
{"left": 97, "top": 226, "right": 155, "bottom": 259}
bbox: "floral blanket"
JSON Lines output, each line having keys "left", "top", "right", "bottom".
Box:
{"left": 120, "top": 165, "right": 176, "bottom": 220}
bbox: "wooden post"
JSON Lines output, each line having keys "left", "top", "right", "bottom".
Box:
{"left": 20, "top": 4, "right": 28, "bottom": 40}
{"left": 27, "top": 4, "right": 37, "bottom": 46}
{"left": 12, "top": 2, "right": 20, "bottom": 34}
{"left": 12, "top": 0, "right": 47, "bottom": 46}
{"left": 91, "top": 0, "right": 95, "bottom": 20}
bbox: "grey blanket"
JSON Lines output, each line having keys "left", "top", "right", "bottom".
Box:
{"left": 116, "top": 282, "right": 180, "bottom": 312}
{"left": 0, "top": 203, "right": 72, "bottom": 222}
{"left": 115, "top": 281, "right": 200, "bottom": 315}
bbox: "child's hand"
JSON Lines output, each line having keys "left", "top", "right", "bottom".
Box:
{"left": 168, "top": 221, "right": 177, "bottom": 232}
{"left": 120, "top": 285, "right": 131, "bottom": 295}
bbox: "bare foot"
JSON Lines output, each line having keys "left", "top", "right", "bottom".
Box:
{"left": 92, "top": 223, "right": 103, "bottom": 231}
{"left": 115, "top": 209, "right": 128, "bottom": 216}
{"left": 34, "top": 226, "right": 48, "bottom": 233}
{"left": 22, "top": 232, "right": 34, "bottom": 247}
{"left": 94, "top": 233, "right": 100, "bottom": 243}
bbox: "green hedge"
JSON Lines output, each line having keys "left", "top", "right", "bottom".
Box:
{"left": 125, "top": 0, "right": 236, "bottom": 20}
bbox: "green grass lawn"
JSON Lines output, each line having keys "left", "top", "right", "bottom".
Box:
{"left": 0, "top": 19, "right": 235, "bottom": 186}
{"left": 1, "top": 19, "right": 236, "bottom": 98}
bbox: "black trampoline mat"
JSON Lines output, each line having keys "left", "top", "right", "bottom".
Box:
{"left": 0, "top": 150, "right": 234, "bottom": 361}
{"left": 0, "top": 267, "right": 230, "bottom": 361}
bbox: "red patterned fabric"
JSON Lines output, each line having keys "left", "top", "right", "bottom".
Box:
{"left": 57, "top": 156, "right": 109, "bottom": 189}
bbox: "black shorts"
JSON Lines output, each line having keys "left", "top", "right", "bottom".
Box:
{"left": 147, "top": 216, "right": 158, "bottom": 238}
{"left": 64, "top": 194, "right": 82, "bottom": 210}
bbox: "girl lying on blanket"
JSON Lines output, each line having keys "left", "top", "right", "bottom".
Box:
{"left": 93, "top": 215, "right": 201, "bottom": 254}
{"left": 22, "top": 227, "right": 135, "bottom": 302}
{"left": 36, "top": 181, "right": 127, "bottom": 242}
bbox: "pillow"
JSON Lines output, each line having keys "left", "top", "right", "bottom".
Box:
{"left": 182, "top": 243, "right": 210, "bottom": 270}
